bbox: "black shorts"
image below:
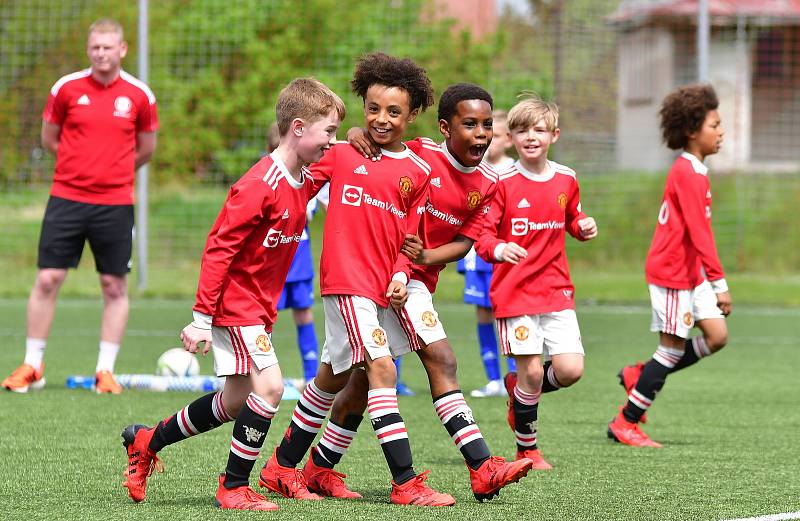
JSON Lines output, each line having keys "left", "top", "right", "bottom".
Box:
{"left": 37, "top": 196, "right": 134, "bottom": 275}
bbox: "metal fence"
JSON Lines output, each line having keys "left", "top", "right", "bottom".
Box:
{"left": 1, "top": 0, "right": 798, "bottom": 296}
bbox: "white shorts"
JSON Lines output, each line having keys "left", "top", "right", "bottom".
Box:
{"left": 384, "top": 280, "right": 447, "bottom": 358}
{"left": 496, "top": 310, "right": 584, "bottom": 358}
{"left": 320, "top": 295, "right": 394, "bottom": 375}
{"left": 649, "top": 280, "right": 724, "bottom": 338}
{"left": 211, "top": 325, "right": 279, "bottom": 377}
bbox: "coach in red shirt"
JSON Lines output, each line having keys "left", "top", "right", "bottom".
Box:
{"left": 2, "top": 18, "right": 158, "bottom": 394}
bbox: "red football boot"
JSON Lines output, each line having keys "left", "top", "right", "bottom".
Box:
{"left": 258, "top": 449, "right": 322, "bottom": 500}
{"left": 390, "top": 471, "right": 455, "bottom": 506}
{"left": 302, "top": 449, "right": 362, "bottom": 499}
{"left": 516, "top": 448, "right": 553, "bottom": 470}
{"left": 503, "top": 371, "right": 518, "bottom": 431}
{"left": 121, "top": 424, "right": 163, "bottom": 502}
{"left": 215, "top": 474, "right": 279, "bottom": 510}
{"left": 607, "top": 412, "right": 661, "bottom": 448}
{"left": 469, "top": 456, "right": 532, "bottom": 502}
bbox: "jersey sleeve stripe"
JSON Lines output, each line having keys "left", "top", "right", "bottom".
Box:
{"left": 407, "top": 150, "right": 431, "bottom": 175}
{"left": 120, "top": 70, "right": 157, "bottom": 104}
{"left": 50, "top": 69, "right": 91, "bottom": 96}
{"left": 550, "top": 161, "right": 577, "bottom": 178}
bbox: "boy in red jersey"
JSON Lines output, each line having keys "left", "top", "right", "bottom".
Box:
{"left": 476, "top": 94, "right": 598, "bottom": 469}
{"left": 120, "top": 78, "right": 345, "bottom": 511}
{"left": 259, "top": 53, "right": 455, "bottom": 507}
{"left": 297, "top": 84, "right": 533, "bottom": 503}
{"left": 608, "top": 84, "right": 731, "bottom": 448}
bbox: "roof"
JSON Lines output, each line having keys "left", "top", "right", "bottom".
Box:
{"left": 609, "top": 0, "right": 800, "bottom": 26}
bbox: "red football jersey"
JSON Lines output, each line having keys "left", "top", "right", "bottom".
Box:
{"left": 645, "top": 152, "right": 725, "bottom": 289}
{"left": 406, "top": 138, "right": 498, "bottom": 293}
{"left": 42, "top": 69, "right": 159, "bottom": 205}
{"left": 310, "top": 142, "right": 430, "bottom": 307}
{"left": 476, "top": 161, "right": 588, "bottom": 318}
{"left": 194, "top": 153, "right": 314, "bottom": 329}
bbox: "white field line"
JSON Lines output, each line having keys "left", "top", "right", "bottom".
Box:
{"left": 719, "top": 512, "right": 800, "bottom": 521}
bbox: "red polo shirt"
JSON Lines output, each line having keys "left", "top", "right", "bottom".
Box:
{"left": 42, "top": 69, "right": 159, "bottom": 205}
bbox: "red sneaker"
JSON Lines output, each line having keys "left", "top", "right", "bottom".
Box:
{"left": 258, "top": 449, "right": 322, "bottom": 500}
{"left": 2, "top": 363, "right": 45, "bottom": 393}
{"left": 96, "top": 370, "right": 122, "bottom": 394}
{"left": 215, "top": 474, "right": 279, "bottom": 511}
{"left": 121, "top": 424, "right": 164, "bottom": 502}
{"left": 503, "top": 371, "right": 518, "bottom": 431}
{"left": 302, "top": 449, "right": 362, "bottom": 499}
{"left": 617, "top": 363, "right": 647, "bottom": 423}
{"left": 516, "top": 448, "right": 553, "bottom": 470}
{"left": 390, "top": 471, "right": 455, "bottom": 506}
{"left": 469, "top": 456, "right": 532, "bottom": 502}
{"left": 607, "top": 412, "right": 662, "bottom": 448}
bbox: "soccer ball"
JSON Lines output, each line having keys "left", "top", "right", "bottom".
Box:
{"left": 156, "top": 348, "right": 200, "bottom": 377}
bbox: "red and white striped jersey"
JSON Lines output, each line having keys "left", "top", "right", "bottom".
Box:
{"left": 476, "top": 160, "right": 588, "bottom": 318}
{"left": 310, "top": 142, "right": 430, "bottom": 307}
{"left": 645, "top": 152, "right": 725, "bottom": 289}
{"left": 43, "top": 69, "right": 159, "bottom": 205}
{"left": 406, "top": 138, "right": 498, "bottom": 293}
{"left": 194, "top": 153, "right": 314, "bottom": 329}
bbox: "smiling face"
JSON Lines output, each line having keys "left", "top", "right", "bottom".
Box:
{"left": 511, "top": 118, "right": 560, "bottom": 170}
{"left": 296, "top": 110, "right": 341, "bottom": 165}
{"left": 364, "top": 84, "right": 418, "bottom": 152}
{"left": 688, "top": 109, "right": 723, "bottom": 160}
{"left": 87, "top": 30, "right": 127, "bottom": 77}
{"left": 441, "top": 99, "right": 493, "bottom": 168}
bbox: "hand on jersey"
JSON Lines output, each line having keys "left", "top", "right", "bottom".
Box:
{"left": 181, "top": 323, "right": 212, "bottom": 355}
{"left": 347, "top": 127, "right": 381, "bottom": 161}
{"left": 716, "top": 291, "right": 732, "bottom": 316}
{"left": 577, "top": 217, "right": 598, "bottom": 239}
{"left": 386, "top": 281, "right": 409, "bottom": 310}
{"left": 499, "top": 242, "right": 528, "bottom": 265}
{"left": 401, "top": 234, "right": 425, "bottom": 264}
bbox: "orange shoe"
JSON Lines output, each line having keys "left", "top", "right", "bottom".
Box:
{"left": 516, "top": 448, "right": 553, "bottom": 470}
{"left": 469, "top": 456, "right": 532, "bottom": 502}
{"left": 215, "top": 474, "right": 279, "bottom": 511}
{"left": 96, "top": 370, "right": 122, "bottom": 394}
{"left": 121, "top": 424, "right": 164, "bottom": 502}
{"left": 607, "top": 412, "right": 661, "bottom": 448}
{"left": 2, "top": 363, "right": 45, "bottom": 393}
{"left": 390, "top": 471, "right": 455, "bottom": 506}
{"left": 503, "top": 371, "right": 517, "bottom": 431}
{"left": 618, "top": 363, "right": 647, "bottom": 423}
{"left": 258, "top": 450, "right": 322, "bottom": 500}
{"left": 302, "top": 449, "right": 362, "bottom": 499}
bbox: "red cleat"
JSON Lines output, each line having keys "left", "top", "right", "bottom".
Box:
{"left": 503, "top": 371, "right": 517, "bottom": 431}
{"left": 469, "top": 456, "right": 532, "bottom": 502}
{"left": 390, "top": 471, "right": 455, "bottom": 506}
{"left": 215, "top": 474, "right": 279, "bottom": 510}
{"left": 258, "top": 449, "right": 322, "bottom": 500}
{"left": 607, "top": 412, "right": 662, "bottom": 448}
{"left": 121, "top": 424, "right": 164, "bottom": 502}
{"left": 516, "top": 448, "right": 553, "bottom": 470}
{"left": 302, "top": 449, "right": 362, "bottom": 499}
{"left": 2, "top": 363, "right": 45, "bottom": 393}
{"left": 617, "top": 363, "right": 647, "bottom": 423}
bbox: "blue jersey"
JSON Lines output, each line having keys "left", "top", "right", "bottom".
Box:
{"left": 285, "top": 198, "right": 318, "bottom": 282}
{"left": 457, "top": 246, "right": 493, "bottom": 273}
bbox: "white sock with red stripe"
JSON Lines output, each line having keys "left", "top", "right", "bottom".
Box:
{"left": 368, "top": 388, "right": 415, "bottom": 484}
{"left": 513, "top": 386, "right": 541, "bottom": 452}
{"left": 150, "top": 391, "right": 233, "bottom": 452}
{"left": 314, "top": 419, "right": 359, "bottom": 468}
{"left": 433, "top": 391, "right": 490, "bottom": 470}
{"left": 224, "top": 393, "right": 278, "bottom": 489}
{"left": 276, "top": 378, "right": 336, "bottom": 467}
{"left": 670, "top": 336, "right": 714, "bottom": 373}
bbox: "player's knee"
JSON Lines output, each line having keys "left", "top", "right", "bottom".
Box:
{"left": 556, "top": 365, "right": 583, "bottom": 387}
{"left": 34, "top": 270, "right": 66, "bottom": 295}
{"left": 706, "top": 332, "right": 728, "bottom": 352}
{"left": 422, "top": 341, "right": 458, "bottom": 379}
{"left": 367, "top": 356, "right": 397, "bottom": 388}
{"left": 100, "top": 275, "right": 127, "bottom": 300}
{"left": 518, "top": 364, "right": 544, "bottom": 390}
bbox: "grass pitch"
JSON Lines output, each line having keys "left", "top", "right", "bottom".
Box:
{"left": 0, "top": 299, "right": 798, "bottom": 521}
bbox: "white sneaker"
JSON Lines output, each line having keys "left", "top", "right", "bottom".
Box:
{"left": 285, "top": 378, "right": 306, "bottom": 390}
{"left": 470, "top": 379, "right": 507, "bottom": 398}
